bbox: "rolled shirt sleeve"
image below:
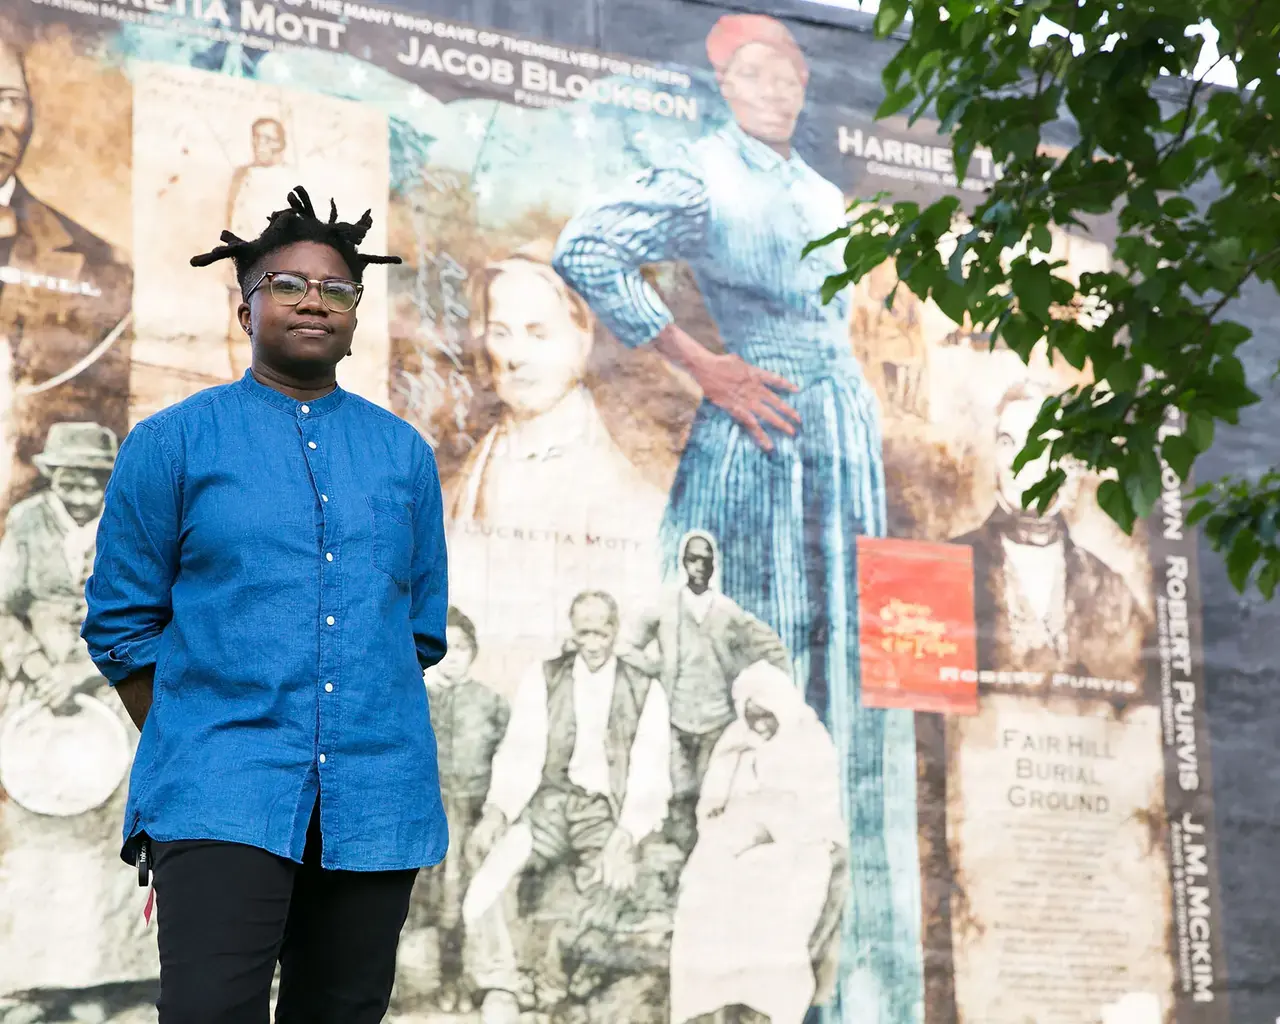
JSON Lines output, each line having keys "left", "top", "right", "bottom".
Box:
{"left": 411, "top": 447, "right": 449, "bottom": 672}
{"left": 552, "top": 165, "right": 710, "bottom": 349}
{"left": 82, "top": 422, "right": 181, "bottom": 685}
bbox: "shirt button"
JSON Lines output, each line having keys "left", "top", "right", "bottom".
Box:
{"left": 326, "top": 552, "right": 334, "bottom": 562}
{"left": 321, "top": 494, "right": 329, "bottom": 502}
{"left": 301, "top": 404, "right": 310, "bottom": 414}
{"left": 308, "top": 441, "right": 317, "bottom": 450}
{"left": 324, "top": 682, "right": 334, "bottom": 693}
{"left": 319, "top": 754, "right": 327, "bottom": 764}
{"left": 326, "top": 615, "right": 335, "bottom": 626}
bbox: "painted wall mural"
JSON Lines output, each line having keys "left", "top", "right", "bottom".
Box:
{"left": 0, "top": 2, "right": 1225, "bottom": 1023}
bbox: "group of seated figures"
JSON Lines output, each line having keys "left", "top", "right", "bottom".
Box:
{"left": 398, "top": 530, "right": 849, "bottom": 1024}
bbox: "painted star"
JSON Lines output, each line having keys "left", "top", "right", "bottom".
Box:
{"left": 572, "top": 116, "right": 592, "bottom": 140}
{"left": 463, "top": 112, "right": 487, "bottom": 139}
{"left": 408, "top": 88, "right": 426, "bottom": 108}
{"left": 349, "top": 64, "right": 368, "bottom": 85}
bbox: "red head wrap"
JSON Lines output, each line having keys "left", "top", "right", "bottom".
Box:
{"left": 705, "top": 13, "right": 809, "bottom": 85}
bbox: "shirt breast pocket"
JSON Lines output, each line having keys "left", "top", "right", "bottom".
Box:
{"left": 367, "top": 496, "right": 414, "bottom": 589}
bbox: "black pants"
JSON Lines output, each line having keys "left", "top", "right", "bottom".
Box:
{"left": 151, "top": 805, "right": 418, "bottom": 1023}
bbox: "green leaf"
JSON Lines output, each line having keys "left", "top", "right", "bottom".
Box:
{"left": 1185, "top": 497, "right": 1215, "bottom": 528}
{"left": 960, "top": 16, "right": 985, "bottom": 52}
{"left": 1125, "top": 445, "right": 1164, "bottom": 519}
{"left": 877, "top": 85, "right": 917, "bottom": 120}
{"left": 1258, "top": 561, "right": 1279, "bottom": 602}
{"left": 1226, "top": 532, "right": 1262, "bottom": 593}
{"left": 1011, "top": 261, "right": 1053, "bottom": 321}
{"left": 821, "top": 272, "right": 854, "bottom": 305}
{"left": 1185, "top": 412, "right": 1215, "bottom": 453}
{"left": 874, "top": 0, "right": 909, "bottom": 38}
{"left": 1162, "top": 196, "right": 1196, "bottom": 218}
{"left": 1161, "top": 433, "right": 1197, "bottom": 481}
{"left": 1096, "top": 479, "right": 1137, "bottom": 535}
{"left": 801, "top": 225, "right": 850, "bottom": 258}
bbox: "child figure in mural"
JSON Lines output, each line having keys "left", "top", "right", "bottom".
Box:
{"left": 553, "top": 13, "right": 923, "bottom": 1024}
{"left": 225, "top": 116, "right": 295, "bottom": 377}
{"left": 0, "top": 423, "right": 157, "bottom": 1012}
{"left": 399, "top": 605, "right": 510, "bottom": 1013}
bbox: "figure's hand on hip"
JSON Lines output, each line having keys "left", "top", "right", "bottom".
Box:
{"left": 695, "top": 352, "right": 800, "bottom": 452}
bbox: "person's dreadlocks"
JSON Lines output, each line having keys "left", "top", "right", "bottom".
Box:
{"left": 190, "top": 184, "right": 401, "bottom": 290}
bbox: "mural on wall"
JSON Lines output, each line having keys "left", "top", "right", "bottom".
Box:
{"left": 0, "top": 3, "right": 1225, "bottom": 1024}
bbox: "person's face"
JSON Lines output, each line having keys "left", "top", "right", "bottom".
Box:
{"left": 484, "top": 267, "right": 591, "bottom": 420}
{"left": 570, "top": 597, "right": 618, "bottom": 673}
{"left": 743, "top": 698, "right": 779, "bottom": 740}
{"left": 683, "top": 537, "right": 715, "bottom": 593}
{"left": 252, "top": 121, "right": 285, "bottom": 166}
{"left": 0, "top": 43, "right": 32, "bottom": 185}
{"left": 437, "top": 625, "right": 476, "bottom": 684}
{"left": 720, "top": 42, "right": 805, "bottom": 146}
{"left": 238, "top": 242, "right": 358, "bottom": 378}
{"left": 995, "top": 397, "right": 1066, "bottom": 516}
{"left": 50, "top": 467, "right": 108, "bottom": 527}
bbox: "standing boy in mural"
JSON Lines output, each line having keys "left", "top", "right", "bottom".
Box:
{"left": 554, "top": 12, "right": 923, "bottom": 1024}
{"left": 82, "top": 185, "right": 449, "bottom": 1023}
{"left": 224, "top": 116, "right": 293, "bottom": 377}
{"left": 621, "top": 530, "right": 791, "bottom": 853}
{"left": 0, "top": 31, "right": 132, "bottom": 517}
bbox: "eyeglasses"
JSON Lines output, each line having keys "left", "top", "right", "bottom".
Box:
{"left": 246, "top": 271, "right": 363, "bottom": 313}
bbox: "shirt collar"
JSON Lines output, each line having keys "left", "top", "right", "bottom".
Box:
{"left": 573, "top": 654, "right": 618, "bottom": 684}
{"left": 238, "top": 369, "right": 347, "bottom": 419}
{"left": 0, "top": 177, "right": 15, "bottom": 207}
{"left": 723, "top": 120, "right": 808, "bottom": 179}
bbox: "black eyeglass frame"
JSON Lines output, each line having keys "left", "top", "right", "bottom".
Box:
{"left": 245, "top": 271, "right": 365, "bottom": 313}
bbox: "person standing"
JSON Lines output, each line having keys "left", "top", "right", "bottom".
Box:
{"left": 81, "top": 185, "right": 449, "bottom": 1023}
{"left": 553, "top": 13, "right": 922, "bottom": 1024}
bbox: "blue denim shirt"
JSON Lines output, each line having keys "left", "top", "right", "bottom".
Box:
{"left": 82, "top": 371, "right": 449, "bottom": 871}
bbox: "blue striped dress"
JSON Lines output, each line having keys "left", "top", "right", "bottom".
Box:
{"left": 554, "top": 121, "right": 924, "bottom": 1024}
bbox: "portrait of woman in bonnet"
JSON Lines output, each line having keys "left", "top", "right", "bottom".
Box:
{"left": 555, "top": 12, "right": 924, "bottom": 1024}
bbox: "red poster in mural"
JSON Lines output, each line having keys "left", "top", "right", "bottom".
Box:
{"left": 857, "top": 536, "right": 978, "bottom": 714}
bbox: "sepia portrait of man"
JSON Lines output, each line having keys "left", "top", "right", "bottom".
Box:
{"left": 0, "top": 28, "right": 132, "bottom": 516}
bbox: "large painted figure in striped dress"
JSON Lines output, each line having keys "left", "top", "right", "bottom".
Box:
{"left": 553, "top": 13, "right": 924, "bottom": 1024}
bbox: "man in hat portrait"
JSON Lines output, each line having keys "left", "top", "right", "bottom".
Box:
{"left": 0, "top": 420, "right": 118, "bottom": 710}
{"left": 0, "top": 419, "right": 158, "bottom": 1012}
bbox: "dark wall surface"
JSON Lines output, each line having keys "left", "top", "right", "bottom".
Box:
{"left": 391, "top": 0, "right": 1280, "bottom": 1017}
